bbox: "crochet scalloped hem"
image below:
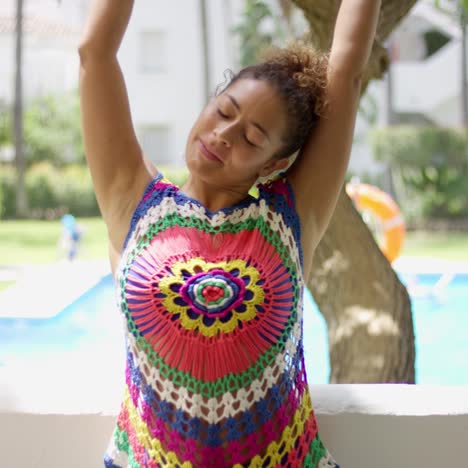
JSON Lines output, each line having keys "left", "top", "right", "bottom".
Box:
{"left": 103, "top": 428, "right": 341, "bottom": 467}
{"left": 103, "top": 453, "right": 340, "bottom": 467}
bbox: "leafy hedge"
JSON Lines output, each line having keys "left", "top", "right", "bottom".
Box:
{"left": 0, "top": 163, "right": 99, "bottom": 219}
{"left": 369, "top": 126, "right": 468, "bottom": 221}
{"left": 0, "top": 163, "right": 192, "bottom": 219}
{"left": 0, "top": 165, "right": 16, "bottom": 218}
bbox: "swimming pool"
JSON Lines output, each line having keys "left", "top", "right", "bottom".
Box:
{"left": 303, "top": 273, "right": 468, "bottom": 385}
{"left": 1, "top": 272, "right": 467, "bottom": 385}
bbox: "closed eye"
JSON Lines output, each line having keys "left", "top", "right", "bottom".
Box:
{"left": 244, "top": 136, "right": 257, "bottom": 147}
{"left": 217, "top": 108, "right": 257, "bottom": 148}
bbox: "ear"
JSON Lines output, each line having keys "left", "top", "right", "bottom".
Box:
{"left": 258, "top": 157, "right": 290, "bottom": 178}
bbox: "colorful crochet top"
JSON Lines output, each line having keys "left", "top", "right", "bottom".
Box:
{"left": 104, "top": 172, "right": 339, "bottom": 468}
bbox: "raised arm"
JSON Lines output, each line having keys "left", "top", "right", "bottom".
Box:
{"left": 79, "top": 0, "right": 157, "bottom": 269}
{"left": 78, "top": 0, "right": 154, "bottom": 233}
{"left": 287, "top": 0, "right": 381, "bottom": 277}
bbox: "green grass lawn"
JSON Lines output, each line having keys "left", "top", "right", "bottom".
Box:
{"left": 401, "top": 230, "right": 468, "bottom": 262}
{"left": 1, "top": 217, "right": 468, "bottom": 266}
{"left": 0, "top": 217, "right": 108, "bottom": 265}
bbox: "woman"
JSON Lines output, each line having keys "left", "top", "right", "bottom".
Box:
{"left": 79, "top": 1, "right": 381, "bottom": 466}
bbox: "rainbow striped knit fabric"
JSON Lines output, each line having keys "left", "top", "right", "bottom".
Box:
{"left": 104, "top": 172, "right": 339, "bottom": 468}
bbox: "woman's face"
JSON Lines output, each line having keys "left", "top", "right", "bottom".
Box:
{"left": 185, "top": 78, "right": 289, "bottom": 189}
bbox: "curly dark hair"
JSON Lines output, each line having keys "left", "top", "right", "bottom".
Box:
{"left": 219, "top": 41, "right": 329, "bottom": 160}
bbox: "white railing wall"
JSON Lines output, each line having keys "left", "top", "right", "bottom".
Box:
{"left": 1, "top": 385, "right": 467, "bottom": 468}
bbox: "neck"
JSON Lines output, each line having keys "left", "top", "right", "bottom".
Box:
{"left": 180, "top": 175, "right": 255, "bottom": 212}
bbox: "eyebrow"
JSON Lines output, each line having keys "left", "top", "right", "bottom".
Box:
{"left": 226, "top": 93, "right": 271, "bottom": 141}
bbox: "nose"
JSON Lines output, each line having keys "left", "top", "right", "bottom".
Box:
{"left": 213, "top": 123, "right": 233, "bottom": 148}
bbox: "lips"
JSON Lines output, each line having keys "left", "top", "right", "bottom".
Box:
{"left": 199, "top": 139, "right": 223, "bottom": 163}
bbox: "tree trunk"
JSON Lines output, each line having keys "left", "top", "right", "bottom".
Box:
{"left": 293, "top": 0, "right": 418, "bottom": 383}
{"left": 310, "top": 193, "right": 415, "bottom": 383}
{"left": 14, "top": 0, "right": 27, "bottom": 217}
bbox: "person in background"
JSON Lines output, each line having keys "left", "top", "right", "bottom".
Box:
{"left": 59, "top": 214, "right": 83, "bottom": 261}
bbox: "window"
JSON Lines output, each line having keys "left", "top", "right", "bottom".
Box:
{"left": 139, "top": 31, "right": 167, "bottom": 73}
{"left": 423, "top": 29, "right": 451, "bottom": 59}
{"left": 138, "top": 126, "right": 172, "bottom": 165}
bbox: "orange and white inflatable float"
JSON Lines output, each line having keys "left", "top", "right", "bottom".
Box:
{"left": 346, "top": 182, "right": 405, "bottom": 263}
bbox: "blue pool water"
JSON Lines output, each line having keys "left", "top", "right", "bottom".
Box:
{"left": 1, "top": 273, "right": 467, "bottom": 385}
{"left": 304, "top": 272, "right": 468, "bottom": 385}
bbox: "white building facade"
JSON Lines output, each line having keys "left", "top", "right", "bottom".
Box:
{"left": 350, "top": 0, "right": 467, "bottom": 176}
{"left": 0, "top": 0, "right": 465, "bottom": 170}
{"left": 0, "top": 1, "right": 81, "bottom": 103}
{"left": 0, "top": 0, "right": 238, "bottom": 167}
{"left": 115, "top": 0, "right": 236, "bottom": 166}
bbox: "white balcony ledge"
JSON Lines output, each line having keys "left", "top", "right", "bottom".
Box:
{"left": 0, "top": 384, "right": 466, "bottom": 468}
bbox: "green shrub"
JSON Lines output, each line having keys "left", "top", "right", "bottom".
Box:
{"left": 369, "top": 126, "right": 468, "bottom": 220}
{"left": 0, "top": 163, "right": 99, "bottom": 219}
{"left": 24, "top": 91, "right": 84, "bottom": 166}
{"left": 0, "top": 165, "right": 17, "bottom": 218}
{"left": 1, "top": 163, "right": 193, "bottom": 219}
{"left": 57, "top": 165, "right": 99, "bottom": 217}
{"left": 25, "top": 162, "right": 61, "bottom": 214}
